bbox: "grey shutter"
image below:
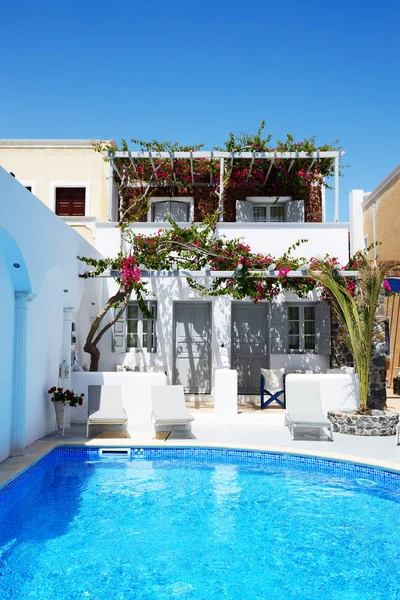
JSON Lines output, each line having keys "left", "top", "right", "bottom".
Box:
{"left": 171, "top": 201, "right": 189, "bottom": 222}
{"left": 315, "top": 303, "right": 331, "bottom": 355}
{"left": 112, "top": 306, "right": 127, "bottom": 353}
{"left": 152, "top": 201, "right": 170, "bottom": 222}
{"left": 270, "top": 303, "right": 288, "bottom": 353}
{"left": 286, "top": 200, "right": 305, "bottom": 222}
{"left": 236, "top": 200, "right": 253, "bottom": 222}
{"left": 146, "top": 301, "right": 157, "bottom": 353}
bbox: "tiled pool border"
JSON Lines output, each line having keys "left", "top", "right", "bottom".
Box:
{"left": 1, "top": 444, "right": 400, "bottom": 497}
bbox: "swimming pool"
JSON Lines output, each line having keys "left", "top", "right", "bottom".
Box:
{"left": 0, "top": 447, "right": 400, "bottom": 599}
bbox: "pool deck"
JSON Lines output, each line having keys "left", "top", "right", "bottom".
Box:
{"left": 1, "top": 392, "right": 400, "bottom": 488}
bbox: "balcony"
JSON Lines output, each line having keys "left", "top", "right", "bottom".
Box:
{"left": 95, "top": 220, "right": 350, "bottom": 265}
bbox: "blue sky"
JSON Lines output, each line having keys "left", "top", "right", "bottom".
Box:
{"left": 1, "top": 0, "right": 399, "bottom": 220}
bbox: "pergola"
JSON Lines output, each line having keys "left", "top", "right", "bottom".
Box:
{"left": 107, "top": 149, "right": 344, "bottom": 223}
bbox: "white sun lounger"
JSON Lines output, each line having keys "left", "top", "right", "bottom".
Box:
{"left": 285, "top": 380, "right": 334, "bottom": 441}
{"left": 151, "top": 385, "right": 194, "bottom": 436}
{"left": 86, "top": 385, "right": 128, "bottom": 438}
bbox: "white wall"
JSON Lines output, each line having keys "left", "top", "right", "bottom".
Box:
{"left": 96, "top": 221, "right": 351, "bottom": 266}
{"left": 0, "top": 167, "right": 102, "bottom": 458}
{"left": 349, "top": 190, "right": 365, "bottom": 256}
{"left": 0, "top": 253, "right": 14, "bottom": 461}
{"left": 71, "top": 371, "right": 167, "bottom": 431}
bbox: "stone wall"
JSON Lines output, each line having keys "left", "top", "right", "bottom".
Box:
{"left": 368, "top": 290, "right": 387, "bottom": 410}
{"left": 330, "top": 312, "right": 354, "bottom": 368}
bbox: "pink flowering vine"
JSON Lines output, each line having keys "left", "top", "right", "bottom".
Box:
{"left": 383, "top": 279, "right": 391, "bottom": 294}
{"left": 120, "top": 256, "right": 141, "bottom": 288}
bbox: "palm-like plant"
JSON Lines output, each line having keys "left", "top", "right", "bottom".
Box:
{"left": 311, "top": 254, "right": 394, "bottom": 410}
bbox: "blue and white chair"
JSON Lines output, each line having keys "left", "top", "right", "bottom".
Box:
{"left": 260, "top": 368, "right": 285, "bottom": 409}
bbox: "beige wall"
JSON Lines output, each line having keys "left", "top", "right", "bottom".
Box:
{"left": 0, "top": 143, "right": 111, "bottom": 222}
{"left": 363, "top": 173, "right": 400, "bottom": 262}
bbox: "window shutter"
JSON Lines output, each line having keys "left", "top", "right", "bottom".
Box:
{"left": 152, "top": 201, "right": 171, "bottom": 222}
{"left": 236, "top": 200, "right": 253, "bottom": 222}
{"left": 286, "top": 200, "right": 305, "bottom": 222}
{"left": 270, "top": 303, "right": 288, "bottom": 353}
{"left": 171, "top": 201, "right": 190, "bottom": 222}
{"left": 112, "top": 306, "right": 127, "bottom": 353}
{"left": 315, "top": 303, "right": 331, "bottom": 355}
{"left": 146, "top": 301, "right": 157, "bottom": 353}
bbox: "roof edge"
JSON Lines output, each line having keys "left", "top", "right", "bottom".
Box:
{"left": 0, "top": 139, "right": 116, "bottom": 149}
{"left": 363, "top": 164, "right": 400, "bottom": 209}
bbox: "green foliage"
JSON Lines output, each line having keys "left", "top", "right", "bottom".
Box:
{"left": 310, "top": 253, "right": 394, "bottom": 408}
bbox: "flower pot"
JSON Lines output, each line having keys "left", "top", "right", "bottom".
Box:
{"left": 53, "top": 402, "right": 71, "bottom": 429}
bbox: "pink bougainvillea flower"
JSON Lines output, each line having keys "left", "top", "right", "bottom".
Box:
{"left": 384, "top": 279, "right": 391, "bottom": 293}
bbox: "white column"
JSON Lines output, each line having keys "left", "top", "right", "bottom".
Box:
{"left": 62, "top": 307, "right": 75, "bottom": 390}
{"left": 321, "top": 183, "right": 326, "bottom": 223}
{"left": 10, "top": 291, "right": 35, "bottom": 456}
{"left": 219, "top": 157, "right": 225, "bottom": 222}
{"left": 334, "top": 155, "right": 339, "bottom": 222}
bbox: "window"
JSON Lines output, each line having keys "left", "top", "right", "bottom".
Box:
{"left": 113, "top": 301, "right": 157, "bottom": 353}
{"left": 25, "top": 186, "right": 32, "bottom": 192}
{"left": 55, "top": 187, "right": 86, "bottom": 216}
{"left": 288, "top": 305, "right": 316, "bottom": 351}
{"left": 151, "top": 200, "right": 190, "bottom": 222}
{"left": 252, "top": 204, "right": 285, "bottom": 222}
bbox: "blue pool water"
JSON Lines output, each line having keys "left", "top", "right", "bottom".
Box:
{"left": 1, "top": 447, "right": 400, "bottom": 600}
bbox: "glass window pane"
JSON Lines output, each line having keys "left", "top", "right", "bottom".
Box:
{"left": 304, "top": 306, "right": 315, "bottom": 321}
{"left": 288, "top": 306, "right": 299, "bottom": 320}
{"left": 304, "top": 321, "right": 315, "bottom": 335}
{"left": 270, "top": 205, "right": 285, "bottom": 222}
{"left": 128, "top": 305, "right": 139, "bottom": 319}
{"left": 289, "top": 321, "right": 300, "bottom": 335}
{"left": 289, "top": 335, "right": 300, "bottom": 350}
{"left": 253, "top": 206, "right": 267, "bottom": 222}
{"left": 305, "top": 335, "right": 315, "bottom": 350}
{"left": 127, "top": 334, "right": 138, "bottom": 348}
{"left": 127, "top": 320, "right": 138, "bottom": 334}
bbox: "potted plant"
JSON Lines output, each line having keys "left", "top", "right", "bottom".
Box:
{"left": 48, "top": 386, "right": 84, "bottom": 429}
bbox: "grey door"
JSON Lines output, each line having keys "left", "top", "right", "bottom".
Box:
{"left": 232, "top": 303, "right": 269, "bottom": 394}
{"left": 174, "top": 303, "right": 211, "bottom": 393}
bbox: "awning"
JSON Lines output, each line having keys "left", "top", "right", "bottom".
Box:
{"left": 387, "top": 278, "right": 400, "bottom": 293}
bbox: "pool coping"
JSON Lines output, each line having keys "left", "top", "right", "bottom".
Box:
{"left": 2, "top": 437, "right": 400, "bottom": 490}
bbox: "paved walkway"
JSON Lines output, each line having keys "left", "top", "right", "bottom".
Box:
{"left": 2, "top": 403, "right": 400, "bottom": 488}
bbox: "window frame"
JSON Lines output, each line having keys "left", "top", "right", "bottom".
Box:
{"left": 126, "top": 301, "right": 157, "bottom": 353}
{"left": 147, "top": 196, "right": 194, "bottom": 223}
{"left": 50, "top": 181, "right": 90, "bottom": 216}
{"left": 287, "top": 304, "right": 316, "bottom": 353}
{"left": 252, "top": 203, "right": 286, "bottom": 223}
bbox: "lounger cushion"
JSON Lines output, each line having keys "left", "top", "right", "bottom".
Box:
{"left": 151, "top": 385, "right": 194, "bottom": 424}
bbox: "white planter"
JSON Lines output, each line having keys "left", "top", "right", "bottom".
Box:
{"left": 53, "top": 402, "right": 71, "bottom": 429}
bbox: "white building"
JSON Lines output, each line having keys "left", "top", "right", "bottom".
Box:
{"left": 0, "top": 142, "right": 350, "bottom": 433}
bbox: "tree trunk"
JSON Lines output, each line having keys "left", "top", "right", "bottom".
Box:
{"left": 84, "top": 341, "right": 100, "bottom": 372}
{"left": 82, "top": 284, "right": 129, "bottom": 373}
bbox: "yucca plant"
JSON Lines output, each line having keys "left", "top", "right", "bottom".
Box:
{"left": 311, "top": 254, "right": 394, "bottom": 410}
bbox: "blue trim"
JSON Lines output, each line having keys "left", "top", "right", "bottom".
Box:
{"left": 3, "top": 445, "right": 400, "bottom": 498}
{"left": 260, "top": 374, "right": 286, "bottom": 409}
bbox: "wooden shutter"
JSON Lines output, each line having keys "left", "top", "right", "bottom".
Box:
{"left": 270, "top": 303, "right": 288, "bottom": 353}
{"left": 146, "top": 301, "right": 158, "bottom": 353}
{"left": 315, "top": 303, "right": 331, "bottom": 355}
{"left": 55, "top": 187, "right": 86, "bottom": 216}
{"left": 286, "top": 200, "right": 305, "bottom": 222}
{"left": 236, "top": 200, "right": 253, "bottom": 222}
{"left": 112, "top": 306, "right": 127, "bottom": 353}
